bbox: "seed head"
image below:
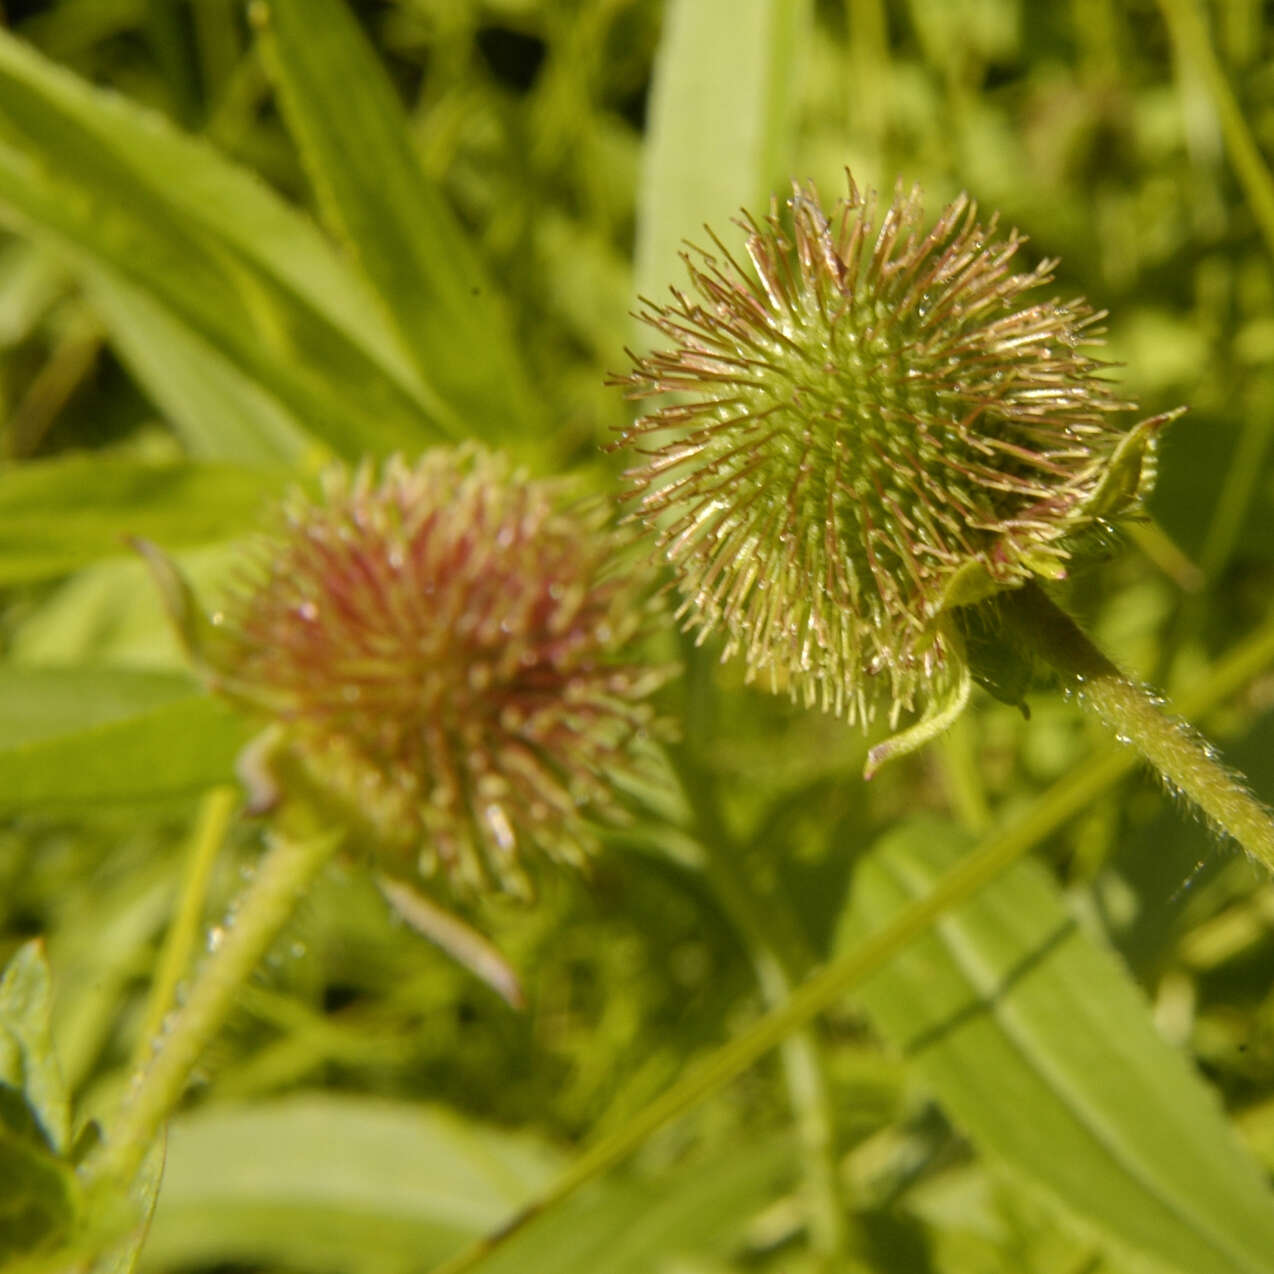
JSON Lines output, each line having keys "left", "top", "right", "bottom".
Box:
{"left": 613, "top": 176, "right": 1175, "bottom": 742}
{"left": 208, "top": 447, "right": 668, "bottom": 894}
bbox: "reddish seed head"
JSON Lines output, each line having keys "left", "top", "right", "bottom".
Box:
{"left": 213, "top": 446, "right": 668, "bottom": 894}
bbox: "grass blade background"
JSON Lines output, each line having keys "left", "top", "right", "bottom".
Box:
{"left": 0, "top": 454, "right": 282, "bottom": 584}
{"left": 0, "top": 666, "right": 248, "bottom": 812}
{"left": 143, "top": 1094, "right": 794, "bottom": 1274}
{"left": 83, "top": 269, "right": 312, "bottom": 465}
{"left": 0, "top": 28, "right": 451, "bottom": 462}
{"left": 839, "top": 816, "right": 1274, "bottom": 1274}
{"left": 143, "top": 1095, "right": 560, "bottom": 1272}
{"left": 635, "top": 0, "right": 813, "bottom": 304}
{"left": 255, "top": 0, "right": 539, "bottom": 442}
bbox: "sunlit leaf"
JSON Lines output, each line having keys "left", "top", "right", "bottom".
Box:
{"left": 0, "top": 942, "right": 69, "bottom": 1153}
{"left": 635, "top": 0, "right": 813, "bottom": 302}
{"left": 143, "top": 1094, "right": 795, "bottom": 1274}
{"left": 0, "top": 27, "right": 451, "bottom": 462}
{"left": 0, "top": 454, "right": 282, "bottom": 584}
{"left": 256, "top": 0, "right": 539, "bottom": 442}
{"left": 0, "top": 666, "right": 248, "bottom": 812}
{"left": 840, "top": 817, "right": 1274, "bottom": 1274}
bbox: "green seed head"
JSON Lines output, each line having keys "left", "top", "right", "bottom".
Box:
{"left": 614, "top": 177, "right": 1175, "bottom": 732}
{"left": 209, "top": 446, "right": 669, "bottom": 895}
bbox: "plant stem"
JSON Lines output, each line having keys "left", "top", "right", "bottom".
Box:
{"left": 937, "top": 712, "right": 991, "bottom": 834}
{"left": 998, "top": 582, "right": 1274, "bottom": 875}
{"left": 1156, "top": 0, "right": 1274, "bottom": 262}
{"left": 699, "top": 851, "right": 849, "bottom": 1265}
{"left": 131, "top": 785, "right": 238, "bottom": 1071}
{"left": 426, "top": 606, "right": 1274, "bottom": 1274}
{"left": 86, "top": 824, "right": 342, "bottom": 1190}
{"left": 673, "top": 748, "right": 849, "bottom": 1266}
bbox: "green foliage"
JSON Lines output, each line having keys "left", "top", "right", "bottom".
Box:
{"left": 0, "top": 667, "right": 248, "bottom": 813}
{"left": 0, "top": 453, "right": 282, "bottom": 583}
{"left": 842, "top": 818, "right": 1274, "bottom": 1274}
{"left": 255, "top": 0, "right": 539, "bottom": 441}
{"left": 0, "top": 942, "right": 78, "bottom": 1261}
{"left": 3, "top": 1, "right": 1274, "bottom": 1273}
{"left": 143, "top": 1094, "right": 794, "bottom": 1274}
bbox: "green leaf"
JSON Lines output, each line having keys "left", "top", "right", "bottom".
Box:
{"left": 82, "top": 269, "right": 311, "bottom": 465}
{"left": 0, "top": 942, "right": 70, "bottom": 1154}
{"left": 142, "top": 1095, "right": 561, "bottom": 1272}
{"left": 0, "top": 945, "right": 81, "bottom": 1263}
{"left": 838, "top": 817, "right": 1274, "bottom": 1274}
{"left": 0, "top": 947, "right": 168, "bottom": 1269}
{"left": 0, "top": 28, "right": 451, "bottom": 462}
{"left": 7, "top": 548, "right": 231, "bottom": 668}
{"left": 0, "top": 666, "right": 249, "bottom": 812}
{"left": 141, "top": 1094, "right": 794, "bottom": 1274}
{"left": 0, "top": 1096, "right": 79, "bottom": 1263}
{"left": 0, "top": 454, "right": 282, "bottom": 584}
{"left": 1082, "top": 407, "right": 1187, "bottom": 523}
{"left": 635, "top": 0, "right": 813, "bottom": 303}
{"left": 254, "top": 0, "right": 538, "bottom": 442}
{"left": 0, "top": 238, "right": 66, "bottom": 347}
{"left": 0, "top": 665, "right": 199, "bottom": 749}
{"left": 474, "top": 1135, "right": 794, "bottom": 1274}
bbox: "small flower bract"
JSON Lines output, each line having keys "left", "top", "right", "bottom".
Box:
{"left": 613, "top": 176, "right": 1176, "bottom": 744}
{"left": 210, "top": 447, "right": 667, "bottom": 894}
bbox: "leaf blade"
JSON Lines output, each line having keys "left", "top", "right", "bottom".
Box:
{"left": 0, "top": 942, "right": 70, "bottom": 1154}
{"left": 82, "top": 269, "right": 310, "bottom": 465}
{"left": 0, "top": 666, "right": 248, "bottom": 812}
{"left": 0, "top": 454, "right": 283, "bottom": 584}
{"left": 143, "top": 1094, "right": 794, "bottom": 1274}
{"left": 255, "top": 0, "right": 538, "bottom": 441}
{"left": 636, "top": 0, "right": 813, "bottom": 302}
{"left": 839, "top": 817, "right": 1274, "bottom": 1274}
{"left": 0, "top": 28, "right": 450, "bottom": 461}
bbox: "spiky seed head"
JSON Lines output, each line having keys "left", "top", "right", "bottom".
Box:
{"left": 210, "top": 446, "right": 669, "bottom": 895}
{"left": 613, "top": 176, "right": 1175, "bottom": 730}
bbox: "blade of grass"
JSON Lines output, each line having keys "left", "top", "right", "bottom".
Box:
{"left": 1157, "top": 0, "right": 1274, "bottom": 260}
{"left": 145, "top": 1095, "right": 792, "bottom": 1274}
{"left": 635, "top": 0, "right": 813, "bottom": 305}
{"left": 0, "top": 666, "right": 249, "bottom": 813}
{"left": 0, "top": 28, "right": 453, "bottom": 462}
{"left": 0, "top": 453, "right": 283, "bottom": 583}
{"left": 253, "top": 0, "right": 538, "bottom": 442}
{"left": 844, "top": 817, "right": 1274, "bottom": 1274}
{"left": 82, "top": 267, "right": 311, "bottom": 464}
{"left": 1157, "top": 0, "right": 1274, "bottom": 579}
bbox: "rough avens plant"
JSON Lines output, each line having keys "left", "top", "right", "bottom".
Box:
{"left": 614, "top": 176, "right": 1274, "bottom": 870}
{"left": 95, "top": 445, "right": 668, "bottom": 1191}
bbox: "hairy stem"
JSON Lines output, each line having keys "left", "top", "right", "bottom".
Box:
{"left": 86, "top": 823, "right": 342, "bottom": 1189}
{"left": 998, "top": 582, "right": 1274, "bottom": 875}
{"left": 131, "top": 786, "right": 238, "bottom": 1070}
